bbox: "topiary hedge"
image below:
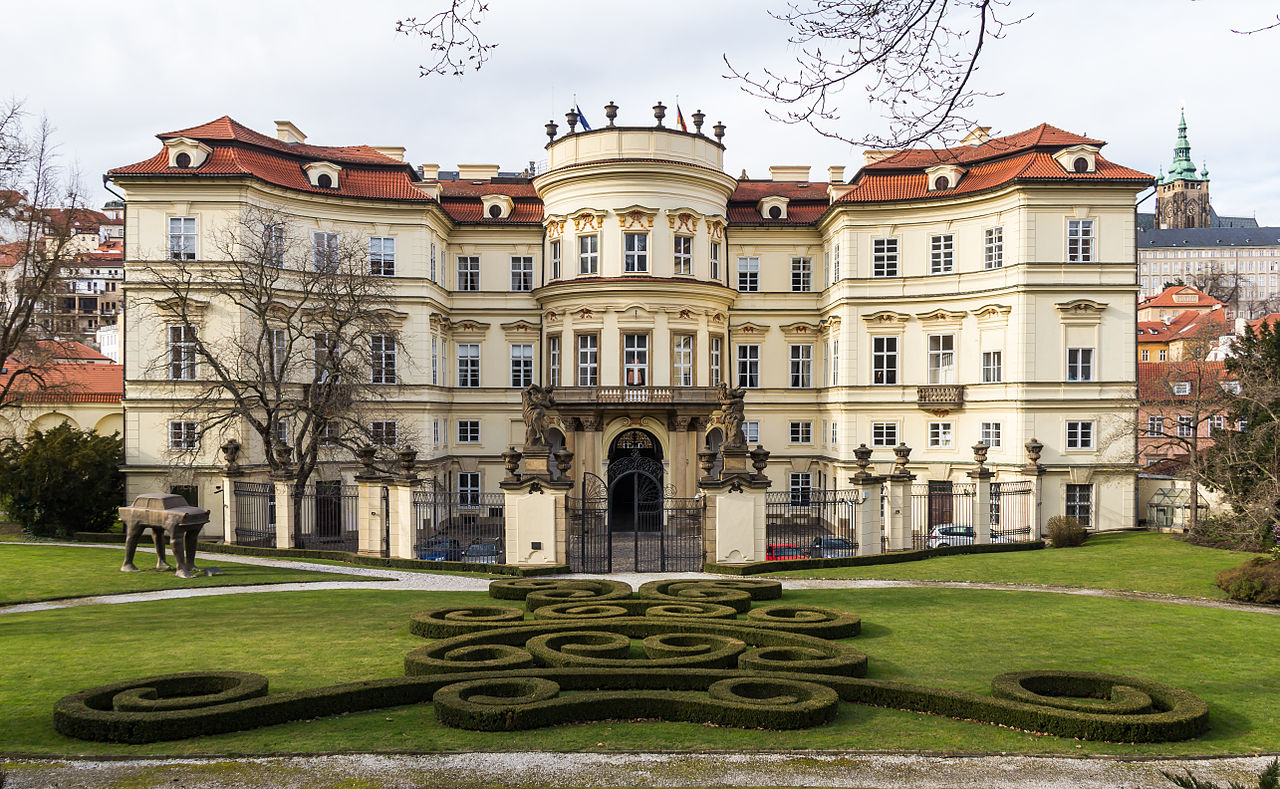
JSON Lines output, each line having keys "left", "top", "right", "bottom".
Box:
{"left": 705, "top": 540, "right": 1044, "bottom": 575}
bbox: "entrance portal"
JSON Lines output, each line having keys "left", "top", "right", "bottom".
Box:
{"left": 607, "top": 429, "right": 664, "bottom": 532}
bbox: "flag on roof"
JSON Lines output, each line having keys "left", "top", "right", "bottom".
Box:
{"left": 575, "top": 104, "right": 592, "bottom": 131}
{"left": 676, "top": 105, "right": 688, "bottom": 132}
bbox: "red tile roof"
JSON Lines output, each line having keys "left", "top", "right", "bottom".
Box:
{"left": 862, "top": 124, "right": 1105, "bottom": 169}
{"left": 3, "top": 363, "right": 122, "bottom": 403}
{"left": 1137, "top": 310, "right": 1227, "bottom": 343}
{"left": 1137, "top": 360, "right": 1229, "bottom": 400}
{"left": 24, "top": 340, "right": 113, "bottom": 363}
{"left": 1138, "top": 285, "right": 1222, "bottom": 310}
{"left": 158, "top": 116, "right": 403, "bottom": 166}
{"left": 1249, "top": 313, "right": 1280, "bottom": 333}
{"left": 0, "top": 241, "right": 22, "bottom": 269}
{"left": 436, "top": 179, "right": 544, "bottom": 224}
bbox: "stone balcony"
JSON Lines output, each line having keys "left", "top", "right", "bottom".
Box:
{"left": 916, "top": 384, "right": 965, "bottom": 413}
{"left": 553, "top": 386, "right": 722, "bottom": 420}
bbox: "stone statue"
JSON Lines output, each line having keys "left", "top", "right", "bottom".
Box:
{"left": 118, "top": 494, "right": 213, "bottom": 579}
{"left": 717, "top": 381, "right": 747, "bottom": 448}
{"left": 521, "top": 384, "right": 556, "bottom": 447}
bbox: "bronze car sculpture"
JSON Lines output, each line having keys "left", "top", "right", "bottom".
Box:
{"left": 118, "top": 494, "right": 212, "bottom": 579}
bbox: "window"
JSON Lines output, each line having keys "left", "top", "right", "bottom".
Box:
{"left": 457, "top": 419, "right": 480, "bottom": 444}
{"left": 169, "top": 420, "right": 199, "bottom": 451}
{"left": 1177, "top": 414, "right": 1195, "bottom": 438}
{"left": 1141, "top": 349, "right": 1150, "bottom": 362}
{"left": 430, "top": 242, "right": 437, "bottom": 282}
{"left": 265, "top": 328, "right": 286, "bottom": 379}
{"left": 830, "top": 421, "right": 838, "bottom": 447}
{"left": 872, "top": 336, "right": 898, "bottom": 385}
{"left": 980, "top": 422, "right": 1002, "bottom": 448}
{"left": 930, "top": 234, "right": 954, "bottom": 274}
{"left": 312, "top": 231, "right": 338, "bottom": 270}
{"left": 831, "top": 339, "right": 839, "bottom": 385}
{"left": 577, "top": 334, "right": 598, "bottom": 386}
{"left": 548, "top": 335, "right": 560, "bottom": 387}
{"left": 710, "top": 242, "right": 721, "bottom": 281}
{"left": 1238, "top": 418, "right": 1249, "bottom": 432}
{"left": 1065, "top": 483, "right": 1092, "bottom": 527}
{"left": 791, "top": 257, "right": 811, "bottom": 292}
{"left": 578, "top": 235, "right": 599, "bottom": 274}
{"left": 1158, "top": 349, "right": 1168, "bottom": 361}
{"left": 737, "top": 257, "right": 759, "bottom": 292}
{"left": 457, "top": 343, "right": 480, "bottom": 388}
{"left": 789, "top": 421, "right": 812, "bottom": 444}
{"left": 927, "top": 334, "right": 955, "bottom": 384}
{"left": 872, "top": 422, "right": 898, "bottom": 447}
{"left": 674, "top": 236, "right": 693, "bottom": 275}
{"left": 623, "top": 334, "right": 648, "bottom": 386}
{"left": 510, "top": 256, "right": 533, "bottom": 291}
{"left": 709, "top": 336, "right": 723, "bottom": 386}
{"left": 370, "top": 334, "right": 397, "bottom": 384}
{"left": 168, "top": 217, "right": 196, "bottom": 260}
{"left": 370, "top": 420, "right": 398, "bottom": 447}
{"left": 982, "top": 350, "right": 1002, "bottom": 383}
{"left": 623, "top": 233, "right": 648, "bottom": 272}
{"left": 457, "top": 472, "right": 481, "bottom": 506}
{"left": 737, "top": 344, "right": 760, "bottom": 388}
{"left": 430, "top": 336, "right": 438, "bottom": 385}
{"left": 1068, "top": 219, "right": 1094, "bottom": 263}
{"left": 314, "top": 332, "right": 336, "bottom": 382}
{"left": 168, "top": 325, "right": 197, "bottom": 380}
{"left": 673, "top": 335, "right": 694, "bottom": 386}
{"left": 1210, "top": 414, "right": 1226, "bottom": 434}
{"left": 457, "top": 256, "right": 480, "bottom": 291}
{"left": 789, "top": 344, "right": 812, "bottom": 388}
{"left": 789, "top": 472, "right": 812, "bottom": 507}
{"left": 369, "top": 236, "right": 395, "bottom": 276}
{"left": 928, "top": 421, "right": 953, "bottom": 448}
{"left": 1067, "top": 348, "right": 1095, "bottom": 382}
{"left": 550, "top": 240, "right": 561, "bottom": 279}
{"left": 984, "top": 227, "right": 1003, "bottom": 269}
{"left": 872, "top": 238, "right": 899, "bottom": 277}
{"left": 744, "top": 421, "right": 760, "bottom": 444}
{"left": 510, "top": 344, "right": 533, "bottom": 388}
{"left": 319, "top": 419, "right": 339, "bottom": 445}
{"left": 1171, "top": 382, "right": 1191, "bottom": 396}
{"left": 832, "top": 244, "right": 841, "bottom": 281}
{"left": 1147, "top": 415, "right": 1164, "bottom": 435}
{"left": 264, "top": 223, "right": 285, "bottom": 267}
{"left": 1066, "top": 420, "right": 1094, "bottom": 449}
{"left": 432, "top": 419, "right": 440, "bottom": 446}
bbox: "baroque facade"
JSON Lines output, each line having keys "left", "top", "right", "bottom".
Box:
{"left": 110, "top": 112, "right": 1149, "bottom": 535}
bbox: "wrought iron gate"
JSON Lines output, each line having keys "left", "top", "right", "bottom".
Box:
{"left": 567, "top": 472, "right": 609, "bottom": 573}
{"left": 566, "top": 466, "right": 704, "bottom": 573}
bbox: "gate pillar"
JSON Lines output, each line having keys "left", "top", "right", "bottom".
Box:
{"left": 221, "top": 473, "right": 242, "bottom": 544}
{"left": 884, "top": 443, "right": 916, "bottom": 551}
{"left": 699, "top": 444, "right": 770, "bottom": 564}
{"left": 849, "top": 444, "right": 885, "bottom": 556}
{"left": 386, "top": 479, "right": 416, "bottom": 560}
{"left": 501, "top": 446, "right": 573, "bottom": 566}
{"left": 354, "top": 470, "right": 388, "bottom": 557}
{"left": 271, "top": 475, "right": 296, "bottom": 550}
{"left": 970, "top": 442, "right": 995, "bottom": 545}
{"left": 1021, "top": 438, "right": 1047, "bottom": 540}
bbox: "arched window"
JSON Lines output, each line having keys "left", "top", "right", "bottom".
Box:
{"left": 1073, "top": 157, "right": 1090, "bottom": 173}
{"left": 933, "top": 175, "right": 950, "bottom": 190}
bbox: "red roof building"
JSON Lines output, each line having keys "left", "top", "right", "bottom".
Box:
{"left": 1137, "top": 285, "right": 1223, "bottom": 322}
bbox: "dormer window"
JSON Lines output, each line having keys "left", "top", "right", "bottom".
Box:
{"left": 757, "top": 195, "right": 789, "bottom": 220}
{"left": 163, "top": 137, "right": 211, "bottom": 169}
{"left": 174, "top": 152, "right": 192, "bottom": 169}
{"left": 317, "top": 174, "right": 333, "bottom": 188}
{"left": 925, "top": 164, "right": 965, "bottom": 191}
{"left": 1053, "top": 144, "right": 1099, "bottom": 174}
{"left": 303, "top": 161, "right": 343, "bottom": 189}
{"left": 1073, "top": 157, "right": 1089, "bottom": 173}
{"left": 934, "top": 176, "right": 950, "bottom": 190}
{"left": 481, "top": 194, "right": 514, "bottom": 220}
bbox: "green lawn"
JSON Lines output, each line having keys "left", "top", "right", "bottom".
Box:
{"left": 0, "top": 544, "right": 380, "bottom": 605}
{"left": 4, "top": 585, "right": 1280, "bottom": 757}
{"left": 767, "top": 532, "right": 1255, "bottom": 598}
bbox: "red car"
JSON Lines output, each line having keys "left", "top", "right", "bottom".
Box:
{"left": 766, "top": 544, "right": 806, "bottom": 561}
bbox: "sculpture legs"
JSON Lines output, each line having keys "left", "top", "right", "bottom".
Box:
{"left": 170, "top": 527, "right": 200, "bottom": 579}
{"left": 120, "top": 520, "right": 142, "bottom": 572}
{"left": 151, "top": 527, "right": 171, "bottom": 570}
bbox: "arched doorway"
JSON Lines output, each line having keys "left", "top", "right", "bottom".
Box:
{"left": 607, "top": 428, "right": 663, "bottom": 533}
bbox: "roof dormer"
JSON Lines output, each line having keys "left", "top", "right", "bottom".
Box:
{"left": 163, "top": 137, "right": 211, "bottom": 169}
{"left": 481, "top": 194, "right": 514, "bottom": 219}
{"left": 1053, "top": 144, "right": 1100, "bottom": 174}
{"left": 303, "top": 161, "right": 342, "bottom": 189}
{"left": 757, "top": 195, "right": 790, "bottom": 220}
{"left": 925, "top": 164, "right": 965, "bottom": 191}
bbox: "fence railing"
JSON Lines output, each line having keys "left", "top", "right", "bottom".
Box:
{"left": 412, "top": 489, "right": 506, "bottom": 564}
{"left": 765, "top": 488, "right": 863, "bottom": 560}
{"left": 911, "top": 482, "right": 976, "bottom": 549}
{"left": 232, "top": 481, "right": 276, "bottom": 548}
{"left": 991, "top": 480, "right": 1035, "bottom": 542}
{"left": 292, "top": 483, "right": 358, "bottom": 552}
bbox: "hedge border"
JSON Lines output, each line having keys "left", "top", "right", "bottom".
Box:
{"left": 705, "top": 539, "right": 1046, "bottom": 575}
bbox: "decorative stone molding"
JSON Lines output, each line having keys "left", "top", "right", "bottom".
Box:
{"left": 1055, "top": 299, "right": 1108, "bottom": 326}
{"left": 154, "top": 295, "right": 209, "bottom": 321}
{"left": 480, "top": 194, "right": 514, "bottom": 220}
{"left": 757, "top": 196, "right": 789, "bottom": 220}
{"left": 543, "top": 309, "right": 562, "bottom": 324}
{"left": 925, "top": 164, "right": 965, "bottom": 191}
{"left": 500, "top": 320, "right": 541, "bottom": 340}
{"left": 1053, "top": 144, "right": 1100, "bottom": 174}
{"left": 973, "top": 304, "right": 1013, "bottom": 325}
{"left": 862, "top": 310, "right": 910, "bottom": 326}
{"left": 543, "top": 217, "right": 566, "bottom": 239}
{"left": 449, "top": 319, "right": 490, "bottom": 339}
{"left": 780, "top": 321, "right": 821, "bottom": 339}
{"left": 571, "top": 210, "right": 607, "bottom": 232}
{"left": 163, "top": 137, "right": 211, "bottom": 169}
{"left": 666, "top": 210, "right": 701, "bottom": 234}
{"left": 303, "top": 161, "right": 343, "bottom": 189}
{"left": 705, "top": 218, "right": 726, "bottom": 240}
{"left": 617, "top": 206, "right": 657, "bottom": 230}
{"left": 730, "top": 322, "right": 770, "bottom": 336}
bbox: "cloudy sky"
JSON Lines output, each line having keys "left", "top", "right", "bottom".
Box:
{"left": 6, "top": 0, "right": 1280, "bottom": 222}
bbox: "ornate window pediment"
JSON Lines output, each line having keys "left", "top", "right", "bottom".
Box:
{"left": 705, "top": 217, "right": 726, "bottom": 240}
{"left": 780, "top": 321, "right": 820, "bottom": 339}
{"left": 666, "top": 209, "right": 702, "bottom": 234}
{"left": 916, "top": 308, "right": 966, "bottom": 323}
{"left": 571, "top": 209, "right": 607, "bottom": 232}
{"left": 731, "top": 322, "right": 770, "bottom": 335}
{"left": 862, "top": 310, "right": 910, "bottom": 326}
{"left": 450, "top": 319, "right": 490, "bottom": 339}
{"left": 163, "top": 137, "right": 211, "bottom": 169}
{"left": 1055, "top": 299, "right": 1107, "bottom": 314}
{"left": 616, "top": 206, "right": 657, "bottom": 229}
{"left": 154, "top": 295, "right": 209, "bottom": 321}
{"left": 543, "top": 217, "right": 566, "bottom": 238}
{"left": 501, "top": 319, "right": 540, "bottom": 340}
{"left": 973, "top": 304, "right": 1012, "bottom": 325}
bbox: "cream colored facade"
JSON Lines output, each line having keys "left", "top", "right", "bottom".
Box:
{"left": 112, "top": 116, "right": 1148, "bottom": 537}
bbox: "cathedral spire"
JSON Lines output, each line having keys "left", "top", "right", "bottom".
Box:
{"left": 1166, "top": 109, "right": 1204, "bottom": 182}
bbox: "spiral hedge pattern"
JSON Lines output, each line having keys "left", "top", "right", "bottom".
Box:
{"left": 53, "top": 578, "right": 1210, "bottom": 744}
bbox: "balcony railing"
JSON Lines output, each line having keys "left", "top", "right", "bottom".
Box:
{"left": 916, "top": 384, "right": 965, "bottom": 411}
{"left": 553, "top": 385, "right": 720, "bottom": 407}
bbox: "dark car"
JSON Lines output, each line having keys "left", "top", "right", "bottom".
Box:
{"left": 462, "top": 541, "right": 502, "bottom": 564}
{"left": 766, "top": 544, "right": 806, "bottom": 561}
{"left": 416, "top": 538, "right": 463, "bottom": 562}
{"left": 808, "top": 536, "right": 856, "bottom": 558}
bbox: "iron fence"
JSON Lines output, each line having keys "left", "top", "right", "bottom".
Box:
{"left": 765, "top": 488, "right": 862, "bottom": 560}
{"left": 911, "top": 482, "right": 976, "bottom": 549}
{"left": 292, "top": 482, "right": 358, "bottom": 552}
{"left": 232, "top": 481, "right": 275, "bottom": 548}
{"left": 991, "top": 480, "right": 1035, "bottom": 542}
{"left": 412, "top": 488, "right": 506, "bottom": 564}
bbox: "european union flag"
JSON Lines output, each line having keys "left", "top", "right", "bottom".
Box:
{"left": 575, "top": 104, "right": 592, "bottom": 131}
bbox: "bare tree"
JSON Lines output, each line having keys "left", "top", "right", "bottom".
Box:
{"left": 396, "top": 0, "right": 498, "bottom": 77}
{"left": 134, "top": 207, "right": 411, "bottom": 514}
{"left": 1185, "top": 263, "right": 1243, "bottom": 316}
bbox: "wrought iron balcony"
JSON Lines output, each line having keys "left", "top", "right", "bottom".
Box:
{"left": 916, "top": 384, "right": 965, "bottom": 411}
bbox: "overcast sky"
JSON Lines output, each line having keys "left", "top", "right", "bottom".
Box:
{"left": 5, "top": 0, "right": 1280, "bottom": 222}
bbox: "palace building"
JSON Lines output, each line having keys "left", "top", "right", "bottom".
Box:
{"left": 109, "top": 109, "right": 1150, "bottom": 545}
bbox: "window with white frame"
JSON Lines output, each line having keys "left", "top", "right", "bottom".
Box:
{"left": 457, "top": 343, "right": 480, "bottom": 387}
{"left": 1068, "top": 219, "right": 1094, "bottom": 263}
{"left": 789, "top": 344, "right": 812, "bottom": 388}
{"left": 831, "top": 339, "right": 839, "bottom": 385}
{"left": 872, "top": 422, "right": 898, "bottom": 447}
{"left": 457, "top": 471, "right": 480, "bottom": 506}
{"left": 873, "top": 238, "right": 899, "bottom": 277}
{"left": 319, "top": 419, "right": 339, "bottom": 445}
{"left": 984, "top": 227, "right": 1003, "bottom": 269}
{"left": 457, "top": 256, "right": 480, "bottom": 291}
{"left": 674, "top": 236, "right": 693, "bottom": 275}
{"left": 1171, "top": 381, "right": 1191, "bottom": 396}
{"left": 709, "top": 336, "right": 723, "bottom": 386}
{"left": 673, "top": 334, "right": 694, "bottom": 386}
{"left": 872, "top": 336, "right": 898, "bottom": 385}
{"left": 168, "top": 325, "right": 197, "bottom": 380}
{"left": 930, "top": 234, "right": 954, "bottom": 274}
{"left": 457, "top": 419, "right": 480, "bottom": 443}
{"left": 789, "top": 472, "right": 813, "bottom": 506}
{"left": 314, "top": 332, "right": 336, "bottom": 382}
{"left": 370, "top": 334, "right": 397, "bottom": 384}
{"left": 737, "top": 344, "right": 760, "bottom": 388}
{"left": 1141, "top": 348, "right": 1150, "bottom": 362}
{"left": 577, "top": 334, "right": 598, "bottom": 386}
{"left": 623, "top": 334, "right": 648, "bottom": 386}
{"left": 430, "top": 242, "right": 437, "bottom": 282}
{"left": 789, "top": 421, "right": 812, "bottom": 444}
{"left": 830, "top": 421, "right": 838, "bottom": 447}
{"left": 744, "top": 421, "right": 760, "bottom": 444}
{"left": 623, "top": 233, "right": 648, "bottom": 272}
{"left": 549, "top": 240, "right": 561, "bottom": 279}
{"left": 266, "top": 327, "right": 286, "bottom": 379}
{"left": 1065, "top": 483, "right": 1092, "bottom": 527}
{"left": 1158, "top": 349, "right": 1168, "bottom": 361}
{"left": 510, "top": 344, "right": 533, "bottom": 388}
{"left": 168, "top": 420, "right": 199, "bottom": 450}
{"left": 168, "top": 217, "right": 196, "bottom": 260}
{"left": 791, "top": 258, "right": 811, "bottom": 292}
{"left": 312, "top": 231, "right": 339, "bottom": 271}
{"left": 927, "top": 334, "right": 955, "bottom": 384}
{"left": 928, "top": 421, "right": 953, "bottom": 448}
{"left": 982, "top": 350, "right": 1002, "bottom": 383}
{"left": 370, "top": 420, "right": 398, "bottom": 446}
{"left": 737, "top": 257, "right": 759, "bottom": 292}
{"left": 1067, "top": 347, "right": 1095, "bottom": 382}
{"left": 1146, "top": 415, "right": 1163, "bottom": 435}
{"left": 510, "top": 256, "right": 533, "bottom": 291}
{"left": 263, "top": 223, "right": 285, "bottom": 267}
{"left": 369, "top": 236, "right": 395, "bottom": 276}
{"left": 430, "top": 336, "right": 439, "bottom": 385}
{"left": 548, "top": 335, "right": 560, "bottom": 387}
{"left": 1177, "top": 414, "right": 1195, "bottom": 437}
{"left": 832, "top": 244, "right": 841, "bottom": 281}
{"left": 432, "top": 419, "right": 440, "bottom": 446}
{"left": 579, "top": 234, "right": 599, "bottom": 274}
{"left": 980, "top": 421, "right": 1002, "bottom": 448}
{"left": 1210, "top": 414, "right": 1226, "bottom": 434}
{"left": 710, "top": 241, "right": 721, "bottom": 281}
{"left": 1066, "top": 420, "right": 1095, "bottom": 449}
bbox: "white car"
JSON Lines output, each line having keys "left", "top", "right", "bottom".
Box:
{"left": 926, "top": 524, "right": 1012, "bottom": 549}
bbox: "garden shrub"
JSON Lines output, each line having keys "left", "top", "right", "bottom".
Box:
{"left": 0, "top": 424, "right": 122, "bottom": 537}
{"left": 1046, "top": 515, "right": 1088, "bottom": 547}
{"left": 1184, "top": 514, "right": 1272, "bottom": 552}
{"left": 1216, "top": 556, "right": 1280, "bottom": 604}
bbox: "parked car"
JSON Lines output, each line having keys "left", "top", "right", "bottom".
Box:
{"left": 926, "top": 524, "right": 1012, "bottom": 549}
{"left": 462, "top": 541, "right": 502, "bottom": 564}
{"left": 766, "top": 544, "right": 806, "bottom": 561}
{"left": 416, "top": 538, "right": 463, "bottom": 562}
{"left": 809, "top": 536, "right": 856, "bottom": 558}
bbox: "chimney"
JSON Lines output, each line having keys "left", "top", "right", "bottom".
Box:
{"left": 457, "top": 164, "right": 501, "bottom": 181}
{"left": 418, "top": 163, "right": 440, "bottom": 180}
{"left": 275, "top": 121, "right": 307, "bottom": 145}
{"left": 827, "top": 166, "right": 846, "bottom": 183}
{"left": 863, "top": 150, "right": 898, "bottom": 165}
{"left": 372, "top": 146, "right": 405, "bottom": 162}
{"left": 769, "top": 166, "right": 811, "bottom": 182}
{"left": 960, "top": 126, "right": 992, "bottom": 146}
